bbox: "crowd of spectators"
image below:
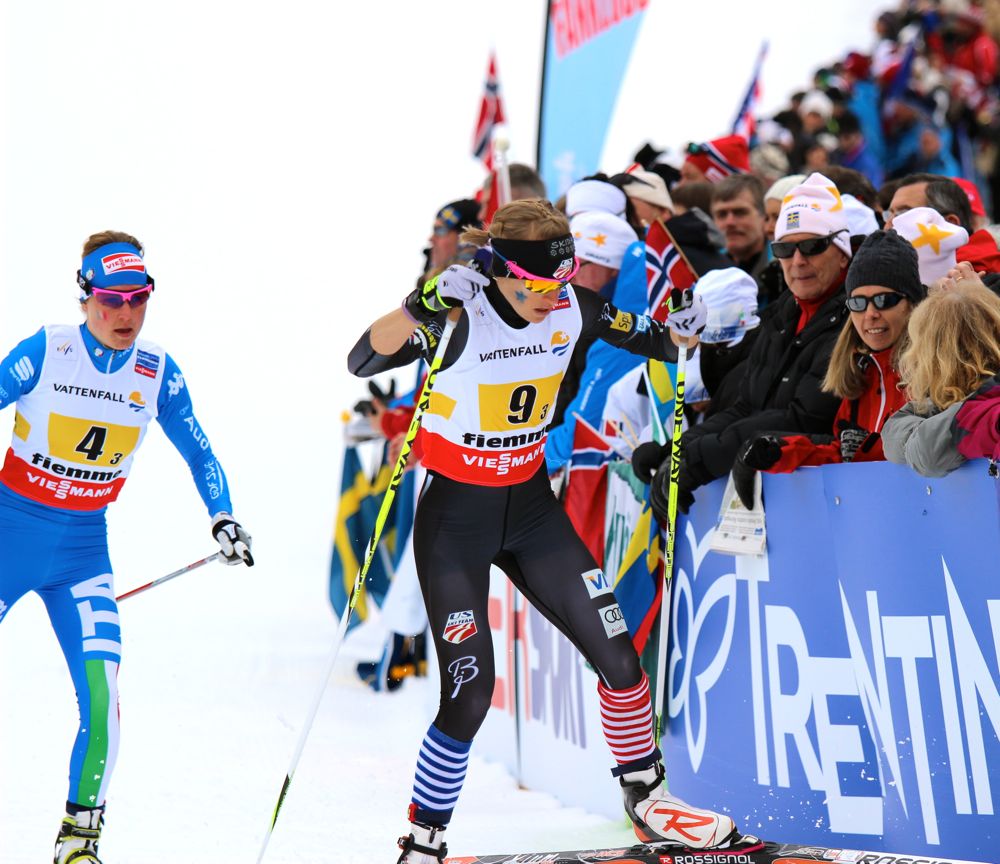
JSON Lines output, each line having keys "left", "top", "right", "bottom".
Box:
{"left": 346, "top": 0, "right": 1000, "bottom": 690}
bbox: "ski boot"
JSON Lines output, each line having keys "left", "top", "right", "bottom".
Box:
{"left": 397, "top": 818, "right": 447, "bottom": 864}
{"left": 619, "top": 762, "right": 737, "bottom": 848}
{"left": 53, "top": 804, "right": 104, "bottom": 864}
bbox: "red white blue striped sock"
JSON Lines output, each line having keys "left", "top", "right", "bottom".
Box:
{"left": 598, "top": 673, "right": 657, "bottom": 765}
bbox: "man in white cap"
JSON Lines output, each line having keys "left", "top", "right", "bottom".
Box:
{"left": 891, "top": 207, "right": 969, "bottom": 286}
{"left": 545, "top": 211, "right": 648, "bottom": 471}
{"left": 638, "top": 173, "right": 853, "bottom": 519}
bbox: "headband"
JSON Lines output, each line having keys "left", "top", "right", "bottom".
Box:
{"left": 79, "top": 242, "right": 150, "bottom": 290}
{"left": 490, "top": 234, "right": 576, "bottom": 280}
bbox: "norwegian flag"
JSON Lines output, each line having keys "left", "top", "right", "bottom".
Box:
{"left": 644, "top": 219, "right": 697, "bottom": 322}
{"left": 731, "top": 41, "right": 768, "bottom": 143}
{"left": 564, "top": 414, "right": 615, "bottom": 568}
{"left": 472, "top": 52, "right": 505, "bottom": 170}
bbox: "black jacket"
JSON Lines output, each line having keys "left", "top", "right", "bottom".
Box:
{"left": 681, "top": 285, "right": 849, "bottom": 485}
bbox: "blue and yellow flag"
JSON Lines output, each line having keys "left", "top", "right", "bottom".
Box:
{"left": 613, "top": 490, "right": 664, "bottom": 655}
{"left": 330, "top": 444, "right": 399, "bottom": 627}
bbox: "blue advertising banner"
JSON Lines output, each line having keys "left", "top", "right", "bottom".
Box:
{"left": 663, "top": 462, "right": 1000, "bottom": 861}
{"left": 537, "top": 0, "right": 649, "bottom": 199}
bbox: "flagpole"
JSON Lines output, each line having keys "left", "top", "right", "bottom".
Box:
{"left": 535, "top": 2, "right": 554, "bottom": 172}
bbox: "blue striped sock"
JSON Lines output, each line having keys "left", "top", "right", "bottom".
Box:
{"left": 410, "top": 724, "right": 471, "bottom": 826}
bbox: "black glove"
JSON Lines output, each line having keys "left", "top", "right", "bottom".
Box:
{"left": 837, "top": 422, "right": 877, "bottom": 462}
{"left": 211, "top": 513, "right": 254, "bottom": 566}
{"left": 631, "top": 441, "right": 668, "bottom": 484}
{"left": 650, "top": 452, "right": 696, "bottom": 523}
{"left": 732, "top": 435, "right": 786, "bottom": 510}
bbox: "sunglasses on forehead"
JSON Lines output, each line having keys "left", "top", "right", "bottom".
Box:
{"left": 845, "top": 292, "right": 906, "bottom": 312}
{"left": 492, "top": 249, "right": 580, "bottom": 294}
{"left": 771, "top": 230, "right": 846, "bottom": 260}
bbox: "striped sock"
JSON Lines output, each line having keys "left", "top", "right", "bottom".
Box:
{"left": 598, "top": 674, "right": 657, "bottom": 766}
{"left": 410, "top": 724, "right": 471, "bottom": 826}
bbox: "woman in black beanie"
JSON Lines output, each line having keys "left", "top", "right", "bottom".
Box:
{"left": 731, "top": 229, "right": 924, "bottom": 507}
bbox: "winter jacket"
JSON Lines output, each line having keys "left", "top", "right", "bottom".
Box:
{"left": 768, "top": 348, "right": 905, "bottom": 471}
{"left": 680, "top": 283, "right": 849, "bottom": 485}
{"left": 953, "top": 375, "right": 1000, "bottom": 462}
{"left": 957, "top": 229, "right": 1000, "bottom": 275}
{"left": 883, "top": 375, "right": 1000, "bottom": 477}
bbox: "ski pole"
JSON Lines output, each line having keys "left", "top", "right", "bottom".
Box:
{"left": 653, "top": 338, "right": 688, "bottom": 746}
{"left": 255, "top": 307, "right": 462, "bottom": 864}
{"left": 115, "top": 552, "right": 223, "bottom": 602}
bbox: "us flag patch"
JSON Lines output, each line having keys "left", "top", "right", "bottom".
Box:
{"left": 135, "top": 349, "right": 160, "bottom": 379}
{"left": 443, "top": 610, "right": 477, "bottom": 644}
{"left": 552, "top": 286, "right": 571, "bottom": 311}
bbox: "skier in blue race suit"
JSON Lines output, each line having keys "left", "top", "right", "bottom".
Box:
{"left": 0, "top": 231, "right": 253, "bottom": 864}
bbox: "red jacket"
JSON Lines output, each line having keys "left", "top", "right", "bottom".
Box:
{"left": 957, "top": 229, "right": 1000, "bottom": 274}
{"left": 769, "top": 349, "right": 905, "bottom": 472}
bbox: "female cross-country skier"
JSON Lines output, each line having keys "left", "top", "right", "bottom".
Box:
{"left": 0, "top": 231, "right": 252, "bottom": 864}
{"left": 348, "top": 199, "right": 741, "bottom": 863}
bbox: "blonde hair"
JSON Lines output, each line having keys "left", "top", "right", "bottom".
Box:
{"left": 898, "top": 281, "right": 1000, "bottom": 411}
{"left": 823, "top": 315, "right": 911, "bottom": 400}
{"left": 461, "top": 199, "right": 569, "bottom": 246}
{"left": 83, "top": 230, "right": 143, "bottom": 257}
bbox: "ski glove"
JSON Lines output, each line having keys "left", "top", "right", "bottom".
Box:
{"left": 650, "top": 454, "right": 696, "bottom": 522}
{"left": 837, "top": 423, "right": 878, "bottom": 462}
{"left": 732, "top": 434, "right": 786, "bottom": 509}
{"left": 403, "top": 264, "right": 489, "bottom": 323}
{"left": 664, "top": 288, "right": 708, "bottom": 339}
{"left": 631, "top": 441, "right": 669, "bottom": 484}
{"left": 211, "top": 512, "right": 254, "bottom": 566}
{"left": 354, "top": 378, "right": 397, "bottom": 417}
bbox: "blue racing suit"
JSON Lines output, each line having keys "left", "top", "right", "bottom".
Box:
{"left": 0, "top": 323, "right": 231, "bottom": 808}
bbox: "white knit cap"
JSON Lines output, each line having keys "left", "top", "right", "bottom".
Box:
{"left": 694, "top": 267, "right": 761, "bottom": 344}
{"left": 775, "top": 172, "right": 852, "bottom": 258}
{"left": 570, "top": 211, "right": 638, "bottom": 269}
{"left": 765, "top": 174, "right": 806, "bottom": 202}
{"left": 891, "top": 207, "right": 970, "bottom": 284}
{"left": 842, "top": 193, "right": 880, "bottom": 238}
{"left": 565, "top": 179, "right": 627, "bottom": 218}
{"left": 800, "top": 89, "right": 834, "bottom": 120}
{"left": 623, "top": 168, "right": 673, "bottom": 210}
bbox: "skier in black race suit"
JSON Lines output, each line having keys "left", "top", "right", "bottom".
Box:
{"left": 348, "top": 199, "right": 739, "bottom": 863}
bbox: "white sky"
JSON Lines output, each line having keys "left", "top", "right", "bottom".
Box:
{"left": 0, "top": 3, "right": 882, "bottom": 862}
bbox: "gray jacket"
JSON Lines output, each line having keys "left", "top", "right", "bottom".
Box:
{"left": 882, "top": 401, "right": 966, "bottom": 477}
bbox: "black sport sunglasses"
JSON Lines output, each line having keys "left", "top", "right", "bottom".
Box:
{"left": 771, "top": 230, "right": 847, "bottom": 259}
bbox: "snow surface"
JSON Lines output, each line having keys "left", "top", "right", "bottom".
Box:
{"left": 1, "top": 3, "right": 879, "bottom": 862}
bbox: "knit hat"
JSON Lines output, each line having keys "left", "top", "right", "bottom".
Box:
{"left": 842, "top": 193, "right": 880, "bottom": 239}
{"left": 775, "top": 172, "right": 852, "bottom": 258}
{"left": 845, "top": 229, "right": 923, "bottom": 301}
{"left": 684, "top": 134, "right": 750, "bottom": 184}
{"left": 891, "top": 207, "right": 970, "bottom": 285}
{"left": 951, "top": 176, "right": 987, "bottom": 219}
{"left": 621, "top": 167, "right": 673, "bottom": 210}
{"left": 570, "top": 211, "right": 638, "bottom": 269}
{"left": 435, "top": 199, "right": 480, "bottom": 234}
{"left": 694, "top": 267, "right": 761, "bottom": 344}
{"left": 750, "top": 144, "right": 790, "bottom": 179}
{"left": 565, "top": 179, "right": 627, "bottom": 218}
{"left": 765, "top": 174, "right": 806, "bottom": 202}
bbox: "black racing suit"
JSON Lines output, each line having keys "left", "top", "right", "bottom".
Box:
{"left": 348, "top": 281, "right": 679, "bottom": 742}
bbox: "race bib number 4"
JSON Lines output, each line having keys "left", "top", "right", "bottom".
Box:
{"left": 478, "top": 372, "right": 562, "bottom": 432}
{"left": 48, "top": 414, "right": 139, "bottom": 467}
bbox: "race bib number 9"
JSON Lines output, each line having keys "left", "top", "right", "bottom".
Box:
{"left": 48, "top": 413, "right": 140, "bottom": 467}
{"left": 478, "top": 372, "right": 562, "bottom": 432}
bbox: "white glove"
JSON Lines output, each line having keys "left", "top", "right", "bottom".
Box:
{"left": 665, "top": 288, "right": 708, "bottom": 339}
{"left": 404, "top": 264, "right": 490, "bottom": 320}
{"left": 211, "top": 512, "right": 254, "bottom": 566}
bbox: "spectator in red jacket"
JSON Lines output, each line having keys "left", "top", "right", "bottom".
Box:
{"left": 731, "top": 229, "right": 923, "bottom": 507}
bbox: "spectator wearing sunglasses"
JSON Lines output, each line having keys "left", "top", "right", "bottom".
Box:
{"left": 644, "top": 173, "right": 853, "bottom": 518}
{"left": 348, "top": 199, "right": 741, "bottom": 861}
{"left": 0, "top": 230, "right": 252, "bottom": 864}
{"left": 730, "top": 230, "right": 924, "bottom": 508}
{"left": 422, "top": 199, "right": 482, "bottom": 287}
{"left": 883, "top": 263, "right": 1000, "bottom": 477}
